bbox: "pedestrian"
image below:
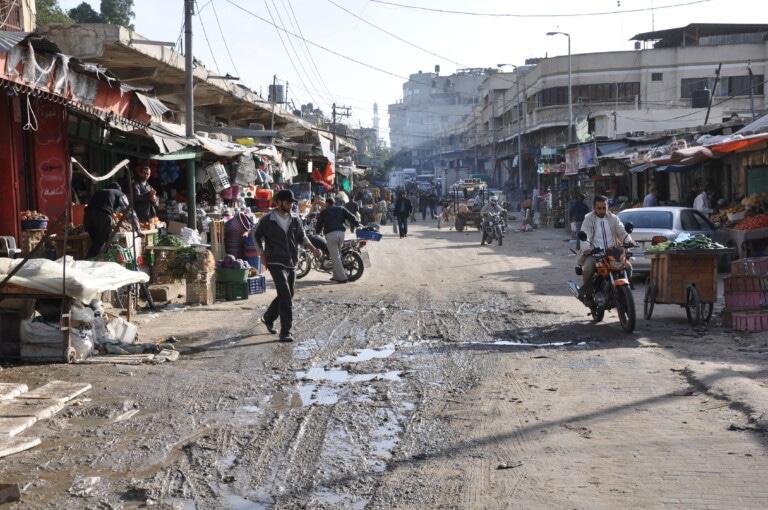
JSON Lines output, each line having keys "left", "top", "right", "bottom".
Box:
{"left": 133, "top": 165, "right": 158, "bottom": 222}
{"left": 84, "top": 182, "right": 140, "bottom": 259}
{"left": 419, "top": 193, "right": 428, "bottom": 221}
{"left": 315, "top": 196, "right": 359, "bottom": 283}
{"left": 254, "top": 190, "right": 322, "bottom": 342}
{"left": 568, "top": 194, "right": 590, "bottom": 249}
{"left": 643, "top": 187, "right": 659, "bottom": 208}
{"left": 394, "top": 191, "right": 413, "bottom": 238}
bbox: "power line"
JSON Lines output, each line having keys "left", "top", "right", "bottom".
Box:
{"left": 369, "top": 0, "right": 712, "bottom": 18}
{"left": 210, "top": 0, "right": 240, "bottom": 77}
{"left": 195, "top": 0, "right": 221, "bottom": 74}
{"left": 281, "top": 0, "right": 336, "bottom": 106}
{"left": 261, "top": 0, "right": 320, "bottom": 107}
{"left": 324, "top": 0, "right": 468, "bottom": 68}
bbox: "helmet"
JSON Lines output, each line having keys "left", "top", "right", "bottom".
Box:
{"left": 489, "top": 195, "right": 499, "bottom": 203}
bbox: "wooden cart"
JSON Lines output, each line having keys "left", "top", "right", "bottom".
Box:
{"left": 643, "top": 249, "right": 732, "bottom": 326}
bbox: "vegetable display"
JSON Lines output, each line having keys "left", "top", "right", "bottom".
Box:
{"left": 20, "top": 210, "right": 48, "bottom": 221}
{"left": 157, "top": 234, "right": 185, "bottom": 247}
{"left": 734, "top": 214, "right": 768, "bottom": 231}
{"left": 647, "top": 233, "right": 725, "bottom": 252}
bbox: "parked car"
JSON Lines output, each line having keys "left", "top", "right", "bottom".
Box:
{"left": 616, "top": 207, "right": 728, "bottom": 276}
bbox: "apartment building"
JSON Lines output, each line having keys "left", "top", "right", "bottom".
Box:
{"left": 388, "top": 67, "right": 487, "bottom": 163}
{"left": 431, "top": 23, "right": 768, "bottom": 192}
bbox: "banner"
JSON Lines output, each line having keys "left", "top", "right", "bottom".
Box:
{"left": 565, "top": 143, "right": 597, "bottom": 175}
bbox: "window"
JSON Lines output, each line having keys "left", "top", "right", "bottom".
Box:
{"left": 536, "top": 82, "right": 640, "bottom": 107}
{"left": 652, "top": 72, "right": 663, "bottom": 82}
{"left": 681, "top": 75, "right": 764, "bottom": 98}
{"left": 618, "top": 211, "right": 673, "bottom": 230}
{"left": 680, "top": 210, "right": 713, "bottom": 232}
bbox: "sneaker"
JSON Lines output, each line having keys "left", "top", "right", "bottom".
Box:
{"left": 260, "top": 317, "right": 277, "bottom": 334}
{"left": 279, "top": 334, "right": 294, "bottom": 343}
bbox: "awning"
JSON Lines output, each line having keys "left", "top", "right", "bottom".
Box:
{"left": 629, "top": 162, "right": 656, "bottom": 174}
{"left": 709, "top": 133, "right": 768, "bottom": 154}
{"left": 0, "top": 31, "right": 28, "bottom": 54}
{"left": 136, "top": 92, "right": 169, "bottom": 118}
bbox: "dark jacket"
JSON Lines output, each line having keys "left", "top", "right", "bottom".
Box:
{"left": 133, "top": 181, "right": 156, "bottom": 222}
{"left": 569, "top": 200, "right": 589, "bottom": 222}
{"left": 394, "top": 197, "right": 413, "bottom": 218}
{"left": 87, "top": 189, "right": 129, "bottom": 215}
{"left": 316, "top": 205, "right": 359, "bottom": 235}
{"left": 253, "top": 210, "right": 309, "bottom": 269}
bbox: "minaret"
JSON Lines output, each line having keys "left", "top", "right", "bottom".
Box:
{"left": 373, "top": 103, "right": 380, "bottom": 140}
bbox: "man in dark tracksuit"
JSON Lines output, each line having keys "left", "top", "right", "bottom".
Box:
{"left": 84, "top": 182, "right": 138, "bottom": 259}
{"left": 254, "top": 190, "right": 321, "bottom": 342}
{"left": 394, "top": 191, "right": 413, "bottom": 238}
{"left": 315, "top": 197, "right": 359, "bottom": 283}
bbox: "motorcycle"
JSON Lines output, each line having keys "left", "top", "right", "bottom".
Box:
{"left": 568, "top": 223, "right": 637, "bottom": 333}
{"left": 296, "top": 230, "right": 370, "bottom": 281}
{"left": 481, "top": 213, "right": 505, "bottom": 246}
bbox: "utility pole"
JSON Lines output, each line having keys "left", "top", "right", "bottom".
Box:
{"left": 331, "top": 102, "right": 351, "bottom": 173}
{"left": 748, "top": 61, "right": 756, "bottom": 120}
{"left": 270, "top": 74, "right": 277, "bottom": 131}
{"left": 184, "top": 0, "right": 197, "bottom": 229}
{"left": 704, "top": 63, "right": 722, "bottom": 126}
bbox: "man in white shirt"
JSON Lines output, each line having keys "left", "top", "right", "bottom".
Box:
{"left": 693, "top": 190, "right": 712, "bottom": 214}
{"left": 577, "top": 195, "right": 634, "bottom": 299}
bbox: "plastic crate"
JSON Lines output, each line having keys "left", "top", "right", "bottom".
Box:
{"left": 732, "top": 310, "right": 768, "bottom": 332}
{"left": 732, "top": 257, "right": 768, "bottom": 276}
{"left": 724, "top": 291, "right": 768, "bottom": 311}
{"left": 247, "top": 275, "right": 266, "bottom": 295}
{"left": 244, "top": 255, "right": 261, "bottom": 273}
{"left": 216, "top": 267, "right": 249, "bottom": 283}
{"left": 356, "top": 230, "right": 382, "bottom": 242}
{"left": 216, "top": 281, "right": 249, "bottom": 301}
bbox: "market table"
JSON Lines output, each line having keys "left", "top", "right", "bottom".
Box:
{"left": 720, "top": 227, "right": 768, "bottom": 260}
{"left": 644, "top": 248, "right": 733, "bottom": 326}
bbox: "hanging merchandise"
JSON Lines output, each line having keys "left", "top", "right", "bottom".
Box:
{"left": 220, "top": 185, "right": 241, "bottom": 201}
{"left": 234, "top": 154, "right": 258, "bottom": 186}
{"left": 159, "top": 161, "right": 181, "bottom": 184}
{"left": 342, "top": 177, "right": 352, "bottom": 193}
{"left": 206, "top": 162, "right": 231, "bottom": 192}
{"left": 224, "top": 212, "right": 253, "bottom": 258}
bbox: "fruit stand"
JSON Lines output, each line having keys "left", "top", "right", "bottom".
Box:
{"left": 643, "top": 234, "right": 732, "bottom": 326}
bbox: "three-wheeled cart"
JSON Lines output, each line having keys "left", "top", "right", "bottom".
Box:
{"left": 643, "top": 248, "right": 733, "bottom": 326}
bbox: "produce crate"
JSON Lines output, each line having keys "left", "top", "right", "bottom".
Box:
{"left": 216, "top": 267, "right": 249, "bottom": 283}
{"left": 356, "top": 230, "right": 383, "bottom": 242}
{"left": 216, "top": 281, "right": 249, "bottom": 301}
{"left": 186, "top": 271, "right": 215, "bottom": 305}
{"left": 731, "top": 256, "right": 768, "bottom": 276}
{"left": 731, "top": 310, "right": 768, "bottom": 332}
{"left": 724, "top": 291, "right": 768, "bottom": 311}
{"left": 20, "top": 229, "right": 46, "bottom": 256}
{"left": 724, "top": 275, "right": 768, "bottom": 294}
{"left": 247, "top": 275, "right": 266, "bottom": 295}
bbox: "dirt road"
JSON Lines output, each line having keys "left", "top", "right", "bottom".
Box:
{"left": 2, "top": 220, "right": 768, "bottom": 509}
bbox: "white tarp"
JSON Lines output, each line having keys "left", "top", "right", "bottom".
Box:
{"left": 0, "top": 257, "right": 149, "bottom": 304}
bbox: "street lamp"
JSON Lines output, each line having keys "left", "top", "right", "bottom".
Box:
{"left": 497, "top": 64, "right": 524, "bottom": 193}
{"left": 547, "top": 31, "right": 573, "bottom": 145}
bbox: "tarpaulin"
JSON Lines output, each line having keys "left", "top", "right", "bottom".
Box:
{"left": 0, "top": 257, "right": 149, "bottom": 304}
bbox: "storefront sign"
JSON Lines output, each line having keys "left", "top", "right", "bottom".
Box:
{"left": 33, "top": 101, "right": 69, "bottom": 229}
{"left": 565, "top": 143, "right": 598, "bottom": 176}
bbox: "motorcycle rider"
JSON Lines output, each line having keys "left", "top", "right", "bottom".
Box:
{"left": 481, "top": 195, "right": 506, "bottom": 227}
{"left": 577, "top": 195, "right": 635, "bottom": 302}
{"left": 315, "top": 196, "right": 360, "bottom": 283}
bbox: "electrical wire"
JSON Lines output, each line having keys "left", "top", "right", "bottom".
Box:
{"left": 195, "top": 0, "right": 222, "bottom": 74}
{"left": 210, "top": 0, "right": 240, "bottom": 77}
{"left": 324, "top": 0, "right": 468, "bottom": 68}
{"left": 261, "top": 0, "right": 320, "bottom": 108}
{"left": 284, "top": 0, "right": 337, "bottom": 106}
{"left": 368, "top": 0, "right": 712, "bottom": 18}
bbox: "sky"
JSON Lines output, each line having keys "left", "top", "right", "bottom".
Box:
{"left": 58, "top": 0, "right": 764, "bottom": 142}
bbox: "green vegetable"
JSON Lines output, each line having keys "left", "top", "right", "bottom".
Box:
{"left": 157, "top": 234, "right": 184, "bottom": 247}
{"left": 168, "top": 247, "right": 199, "bottom": 278}
{"left": 647, "top": 234, "right": 724, "bottom": 252}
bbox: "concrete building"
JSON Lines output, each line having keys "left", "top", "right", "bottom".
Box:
{"left": 429, "top": 24, "right": 768, "bottom": 194}
{"left": 388, "top": 67, "right": 487, "bottom": 163}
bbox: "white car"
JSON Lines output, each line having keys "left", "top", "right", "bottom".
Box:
{"left": 617, "top": 207, "right": 726, "bottom": 276}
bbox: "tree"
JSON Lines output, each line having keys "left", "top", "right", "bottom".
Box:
{"left": 68, "top": 2, "right": 104, "bottom": 23}
{"left": 35, "top": 0, "right": 73, "bottom": 25}
{"left": 100, "top": 0, "right": 134, "bottom": 29}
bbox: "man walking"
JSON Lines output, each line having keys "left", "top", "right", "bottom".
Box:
{"left": 315, "top": 196, "right": 359, "bottom": 283}
{"left": 254, "top": 190, "right": 322, "bottom": 342}
{"left": 394, "top": 191, "right": 413, "bottom": 238}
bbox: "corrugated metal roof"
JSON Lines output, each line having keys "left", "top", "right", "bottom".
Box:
{"left": 0, "top": 31, "right": 29, "bottom": 54}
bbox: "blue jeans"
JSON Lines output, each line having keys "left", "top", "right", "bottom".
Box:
{"left": 397, "top": 215, "right": 409, "bottom": 237}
